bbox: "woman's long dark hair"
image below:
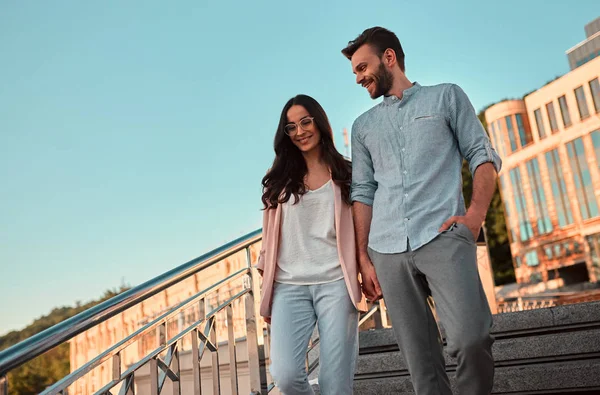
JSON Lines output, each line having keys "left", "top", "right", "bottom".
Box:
{"left": 261, "top": 94, "right": 351, "bottom": 209}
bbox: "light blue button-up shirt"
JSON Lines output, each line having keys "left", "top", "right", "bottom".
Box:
{"left": 351, "top": 82, "right": 502, "bottom": 253}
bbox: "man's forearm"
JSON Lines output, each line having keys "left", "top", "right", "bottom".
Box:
{"left": 468, "top": 162, "right": 498, "bottom": 223}
{"left": 352, "top": 202, "right": 373, "bottom": 265}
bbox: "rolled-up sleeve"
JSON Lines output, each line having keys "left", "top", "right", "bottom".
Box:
{"left": 351, "top": 118, "right": 377, "bottom": 206}
{"left": 447, "top": 84, "right": 502, "bottom": 175}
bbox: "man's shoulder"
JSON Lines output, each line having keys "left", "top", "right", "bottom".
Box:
{"left": 353, "top": 102, "right": 385, "bottom": 132}
{"left": 419, "top": 82, "right": 460, "bottom": 96}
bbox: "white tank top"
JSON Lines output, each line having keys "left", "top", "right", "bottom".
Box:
{"left": 275, "top": 180, "right": 344, "bottom": 285}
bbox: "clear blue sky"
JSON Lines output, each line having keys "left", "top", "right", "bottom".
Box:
{"left": 1, "top": 0, "right": 598, "bottom": 335}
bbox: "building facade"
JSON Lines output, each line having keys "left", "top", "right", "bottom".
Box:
{"left": 485, "top": 55, "right": 600, "bottom": 286}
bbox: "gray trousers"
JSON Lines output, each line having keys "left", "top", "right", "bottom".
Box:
{"left": 369, "top": 223, "right": 494, "bottom": 395}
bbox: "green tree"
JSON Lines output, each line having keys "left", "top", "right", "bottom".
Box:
{"left": 461, "top": 109, "right": 515, "bottom": 285}
{"left": 1, "top": 286, "right": 129, "bottom": 395}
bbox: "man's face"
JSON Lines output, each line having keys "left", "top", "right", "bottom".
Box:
{"left": 351, "top": 44, "right": 394, "bottom": 99}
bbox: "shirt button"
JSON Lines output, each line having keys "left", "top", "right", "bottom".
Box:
{"left": 404, "top": 193, "right": 408, "bottom": 197}
{"left": 403, "top": 170, "right": 407, "bottom": 174}
{"left": 402, "top": 148, "right": 406, "bottom": 152}
{"left": 404, "top": 218, "right": 409, "bottom": 222}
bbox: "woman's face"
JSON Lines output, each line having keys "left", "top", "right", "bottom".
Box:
{"left": 285, "top": 105, "right": 321, "bottom": 154}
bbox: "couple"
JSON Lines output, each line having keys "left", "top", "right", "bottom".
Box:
{"left": 256, "top": 26, "right": 502, "bottom": 395}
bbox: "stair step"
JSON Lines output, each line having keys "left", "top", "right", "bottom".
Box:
{"left": 350, "top": 301, "right": 600, "bottom": 394}
{"left": 353, "top": 359, "right": 600, "bottom": 394}
{"left": 359, "top": 301, "right": 600, "bottom": 352}
{"left": 356, "top": 327, "right": 600, "bottom": 375}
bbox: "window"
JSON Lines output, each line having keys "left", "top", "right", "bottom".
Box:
{"left": 526, "top": 158, "right": 552, "bottom": 234}
{"left": 566, "top": 138, "right": 599, "bottom": 220}
{"left": 505, "top": 115, "right": 518, "bottom": 151}
{"left": 499, "top": 175, "right": 517, "bottom": 241}
{"left": 515, "top": 256, "right": 522, "bottom": 268}
{"left": 525, "top": 250, "right": 540, "bottom": 267}
{"left": 495, "top": 120, "right": 507, "bottom": 155}
{"left": 499, "top": 175, "right": 510, "bottom": 217}
{"left": 589, "top": 78, "right": 600, "bottom": 113}
{"left": 574, "top": 86, "right": 590, "bottom": 120}
{"left": 558, "top": 95, "right": 572, "bottom": 128}
{"left": 490, "top": 120, "right": 498, "bottom": 149}
{"left": 530, "top": 272, "right": 543, "bottom": 283}
{"left": 510, "top": 167, "right": 534, "bottom": 241}
{"left": 515, "top": 113, "right": 532, "bottom": 147}
{"left": 592, "top": 131, "right": 600, "bottom": 172}
{"left": 545, "top": 246, "right": 553, "bottom": 259}
{"left": 545, "top": 149, "right": 574, "bottom": 227}
{"left": 534, "top": 108, "right": 546, "bottom": 139}
{"left": 490, "top": 120, "right": 506, "bottom": 157}
{"left": 544, "top": 239, "right": 585, "bottom": 260}
{"left": 546, "top": 101, "right": 559, "bottom": 133}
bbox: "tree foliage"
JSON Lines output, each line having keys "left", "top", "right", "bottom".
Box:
{"left": 0, "top": 287, "right": 129, "bottom": 395}
{"left": 462, "top": 110, "right": 515, "bottom": 285}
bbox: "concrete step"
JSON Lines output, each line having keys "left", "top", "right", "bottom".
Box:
{"left": 352, "top": 301, "right": 600, "bottom": 394}
{"left": 356, "top": 328, "right": 600, "bottom": 375}
{"left": 353, "top": 359, "right": 600, "bottom": 394}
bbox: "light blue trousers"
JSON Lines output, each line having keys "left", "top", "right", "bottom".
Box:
{"left": 269, "top": 279, "right": 359, "bottom": 395}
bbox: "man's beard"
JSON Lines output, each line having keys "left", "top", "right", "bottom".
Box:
{"left": 368, "top": 62, "right": 394, "bottom": 99}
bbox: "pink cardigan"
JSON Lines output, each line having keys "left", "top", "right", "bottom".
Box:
{"left": 255, "top": 181, "right": 367, "bottom": 318}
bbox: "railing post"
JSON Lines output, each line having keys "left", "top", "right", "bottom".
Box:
{"left": 372, "top": 303, "right": 383, "bottom": 329}
{"left": 172, "top": 341, "right": 181, "bottom": 395}
{"left": 305, "top": 339, "right": 312, "bottom": 371}
{"left": 380, "top": 299, "right": 389, "bottom": 328}
{"left": 226, "top": 305, "right": 239, "bottom": 395}
{"left": 112, "top": 352, "right": 121, "bottom": 381}
{"left": 210, "top": 319, "right": 220, "bottom": 395}
{"left": 157, "top": 322, "right": 166, "bottom": 349}
{"left": 245, "top": 247, "right": 268, "bottom": 394}
{"left": 150, "top": 358, "right": 159, "bottom": 395}
{"left": 518, "top": 296, "right": 524, "bottom": 311}
{"left": 191, "top": 328, "right": 202, "bottom": 395}
{"left": 1, "top": 374, "right": 7, "bottom": 395}
{"left": 194, "top": 298, "right": 206, "bottom": 395}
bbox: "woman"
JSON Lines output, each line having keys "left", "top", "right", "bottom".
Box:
{"left": 255, "top": 94, "right": 366, "bottom": 395}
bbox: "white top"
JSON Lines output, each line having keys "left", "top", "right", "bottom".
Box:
{"left": 275, "top": 180, "right": 344, "bottom": 285}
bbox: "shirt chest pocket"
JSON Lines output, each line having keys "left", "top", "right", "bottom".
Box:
{"left": 404, "top": 114, "right": 452, "bottom": 154}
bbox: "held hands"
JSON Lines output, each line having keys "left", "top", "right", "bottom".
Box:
{"left": 359, "top": 256, "right": 383, "bottom": 302}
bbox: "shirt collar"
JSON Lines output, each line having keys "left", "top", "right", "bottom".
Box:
{"left": 382, "top": 81, "right": 421, "bottom": 105}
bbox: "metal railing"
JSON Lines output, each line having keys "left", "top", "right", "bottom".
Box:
{"left": 496, "top": 289, "right": 600, "bottom": 313}
{"left": 497, "top": 296, "right": 558, "bottom": 313}
{"left": 0, "top": 226, "right": 394, "bottom": 395}
{"left": 0, "top": 229, "right": 267, "bottom": 395}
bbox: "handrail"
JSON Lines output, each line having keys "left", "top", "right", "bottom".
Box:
{"left": 40, "top": 268, "right": 251, "bottom": 394}
{"left": 358, "top": 303, "right": 381, "bottom": 327}
{"left": 0, "top": 228, "right": 262, "bottom": 376}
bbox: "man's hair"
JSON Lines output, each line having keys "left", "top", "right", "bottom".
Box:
{"left": 341, "top": 26, "right": 405, "bottom": 71}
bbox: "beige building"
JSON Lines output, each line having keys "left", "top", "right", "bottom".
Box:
{"left": 485, "top": 46, "right": 600, "bottom": 286}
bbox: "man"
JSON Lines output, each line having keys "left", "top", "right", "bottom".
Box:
{"left": 342, "top": 27, "right": 501, "bottom": 395}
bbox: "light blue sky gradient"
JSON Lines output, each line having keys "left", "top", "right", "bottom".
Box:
{"left": 1, "top": 1, "right": 598, "bottom": 334}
